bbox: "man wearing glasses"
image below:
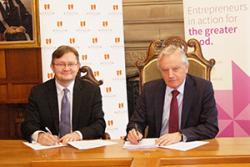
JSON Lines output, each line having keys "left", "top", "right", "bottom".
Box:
{"left": 21, "top": 45, "right": 106, "bottom": 146}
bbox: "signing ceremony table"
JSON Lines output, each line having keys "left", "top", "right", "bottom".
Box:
{"left": 0, "top": 137, "right": 250, "bottom": 167}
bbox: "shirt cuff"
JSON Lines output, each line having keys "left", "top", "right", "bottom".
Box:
{"left": 182, "top": 133, "right": 187, "bottom": 142}
{"left": 74, "top": 130, "right": 83, "bottom": 140}
{"left": 31, "top": 130, "right": 44, "bottom": 142}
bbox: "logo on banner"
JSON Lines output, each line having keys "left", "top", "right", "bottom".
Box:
{"left": 82, "top": 54, "right": 88, "bottom": 61}
{"left": 107, "top": 120, "right": 113, "bottom": 127}
{"left": 76, "top": 20, "right": 90, "bottom": 32}
{"left": 113, "top": 69, "right": 125, "bottom": 81}
{"left": 103, "top": 86, "right": 115, "bottom": 97}
{"left": 99, "top": 20, "right": 111, "bottom": 32}
{"left": 80, "top": 21, "right": 86, "bottom": 27}
{"left": 45, "top": 38, "right": 52, "bottom": 45}
{"left": 87, "top": 3, "right": 100, "bottom": 15}
{"left": 116, "top": 69, "right": 122, "bottom": 76}
{"left": 102, "top": 21, "right": 108, "bottom": 27}
{"left": 111, "top": 36, "right": 123, "bottom": 48}
{"left": 69, "top": 37, "right": 75, "bottom": 44}
{"left": 107, "top": 119, "right": 119, "bottom": 131}
{"left": 101, "top": 53, "right": 113, "bottom": 65}
{"left": 47, "top": 73, "right": 54, "bottom": 79}
{"left": 89, "top": 37, "right": 101, "bottom": 48}
{"left": 106, "top": 87, "right": 112, "bottom": 93}
{"left": 113, "top": 4, "right": 119, "bottom": 11}
{"left": 94, "top": 70, "right": 100, "bottom": 77}
{"left": 109, "top": 4, "right": 122, "bottom": 15}
{"left": 56, "top": 21, "right": 63, "bottom": 27}
{"left": 68, "top": 3, "right": 74, "bottom": 10}
{"left": 118, "top": 102, "right": 124, "bottom": 109}
{"left": 92, "top": 37, "right": 98, "bottom": 44}
{"left": 114, "top": 102, "right": 126, "bottom": 113}
{"left": 90, "top": 4, "right": 96, "bottom": 10}
{"left": 40, "top": 3, "right": 54, "bottom": 15}
{"left": 64, "top": 3, "right": 77, "bottom": 15}
{"left": 53, "top": 20, "right": 67, "bottom": 33}
{"left": 115, "top": 37, "right": 120, "bottom": 43}
{"left": 104, "top": 53, "right": 110, "bottom": 60}
{"left": 44, "top": 4, "right": 50, "bottom": 10}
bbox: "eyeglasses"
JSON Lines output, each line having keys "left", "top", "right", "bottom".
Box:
{"left": 53, "top": 63, "right": 78, "bottom": 68}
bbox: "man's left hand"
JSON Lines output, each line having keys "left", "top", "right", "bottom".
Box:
{"left": 59, "top": 132, "right": 81, "bottom": 144}
{"left": 155, "top": 132, "right": 182, "bottom": 146}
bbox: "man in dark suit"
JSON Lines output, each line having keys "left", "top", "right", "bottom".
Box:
{"left": 126, "top": 45, "right": 218, "bottom": 146}
{"left": 21, "top": 45, "right": 106, "bottom": 146}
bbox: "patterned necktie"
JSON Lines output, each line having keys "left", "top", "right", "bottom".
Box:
{"left": 59, "top": 88, "right": 71, "bottom": 137}
{"left": 168, "top": 90, "right": 180, "bottom": 133}
{"left": 3, "top": 0, "right": 10, "bottom": 15}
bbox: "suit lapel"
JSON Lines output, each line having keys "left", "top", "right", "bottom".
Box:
{"left": 155, "top": 80, "right": 166, "bottom": 136}
{"left": 72, "top": 78, "right": 82, "bottom": 130}
{"left": 181, "top": 75, "right": 195, "bottom": 129}
{"left": 46, "top": 79, "right": 59, "bottom": 133}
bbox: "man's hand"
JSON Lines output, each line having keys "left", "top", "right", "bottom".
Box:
{"left": 155, "top": 132, "right": 182, "bottom": 146}
{"left": 37, "top": 132, "right": 59, "bottom": 146}
{"left": 59, "top": 132, "right": 81, "bottom": 144}
{"left": 127, "top": 129, "right": 143, "bottom": 144}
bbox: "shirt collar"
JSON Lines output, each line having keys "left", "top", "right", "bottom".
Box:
{"left": 55, "top": 79, "right": 75, "bottom": 94}
{"left": 166, "top": 78, "right": 186, "bottom": 95}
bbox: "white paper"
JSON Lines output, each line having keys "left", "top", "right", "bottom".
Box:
{"left": 123, "top": 138, "right": 209, "bottom": 151}
{"left": 159, "top": 141, "right": 209, "bottom": 151}
{"left": 123, "top": 138, "right": 158, "bottom": 149}
{"left": 68, "top": 139, "right": 116, "bottom": 150}
{"left": 23, "top": 142, "right": 65, "bottom": 150}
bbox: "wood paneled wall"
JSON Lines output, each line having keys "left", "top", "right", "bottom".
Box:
{"left": 0, "top": 48, "right": 42, "bottom": 103}
{"left": 123, "top": 0, "right": 184, "bottom": 77}
{"left": 0, "top": 48, "right": 41, "bottom": 138}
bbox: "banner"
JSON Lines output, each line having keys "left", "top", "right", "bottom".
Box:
{"left": 39, "top": 0, "right": 128, "bottom": 139}
{"left": 183, "top": 0, "right": 250, "bottom": 136}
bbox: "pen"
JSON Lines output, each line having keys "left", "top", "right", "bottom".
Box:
{"left": 45, "top": 127, "right": 52, "bottom": 134}
{"left": 134, "top": 123, "right": 142, "bottom": 141}
{"left": 135, "top": 123, "right": 139, "bottom": 136}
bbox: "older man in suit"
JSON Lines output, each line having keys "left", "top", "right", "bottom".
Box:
{"left": 21, "top": 45, "right": 106, "bottom": 146}
{"left": 126, "top": 45, "right": 218, "bottom": 146}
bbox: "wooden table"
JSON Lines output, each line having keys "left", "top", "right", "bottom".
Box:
{"left": 0, "top": 137, "right": 250, "bottom": 167}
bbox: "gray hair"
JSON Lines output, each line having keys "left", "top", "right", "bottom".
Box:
{"left": 157, "top": 45, "right": 189, "bottom": 67}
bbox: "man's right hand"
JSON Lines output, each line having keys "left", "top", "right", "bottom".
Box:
{"left": 127, "top": 129, "right": 143, "bottom": 144}
{"left": 37, "top": 132, "right": 59, "bottom": 146}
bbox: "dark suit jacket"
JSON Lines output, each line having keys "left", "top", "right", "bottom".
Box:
{"left": 127, "top": 74, "right": 218, "bottom": 141}
{"left": 21, "top": 78, "right": 106, "bottom": 142}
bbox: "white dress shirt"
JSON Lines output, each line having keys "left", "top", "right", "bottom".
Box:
{"left": 160, "top": 79, "right": 186, "bottom": 136}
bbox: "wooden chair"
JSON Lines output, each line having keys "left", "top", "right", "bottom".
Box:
{"left": 136, "top": 36, "right": 215, "bottom": 91}
{"left": 77, "top": 66, "right": 111, "bottom": 140}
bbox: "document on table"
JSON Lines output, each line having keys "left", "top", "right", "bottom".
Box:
{"left": 68, "top": 139, "right": 117, "bottom": 150}
{"left": 23, "top": 142, "right": 65, "bottom": 150}
{"left": 123, "top": 138, "right": 209, "bottom": 151}
{"left": 159, "top": 141, "right": 209, "bottom": 151}
{"left": 123, "top": 138, "right": 158, "bottom": 149}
